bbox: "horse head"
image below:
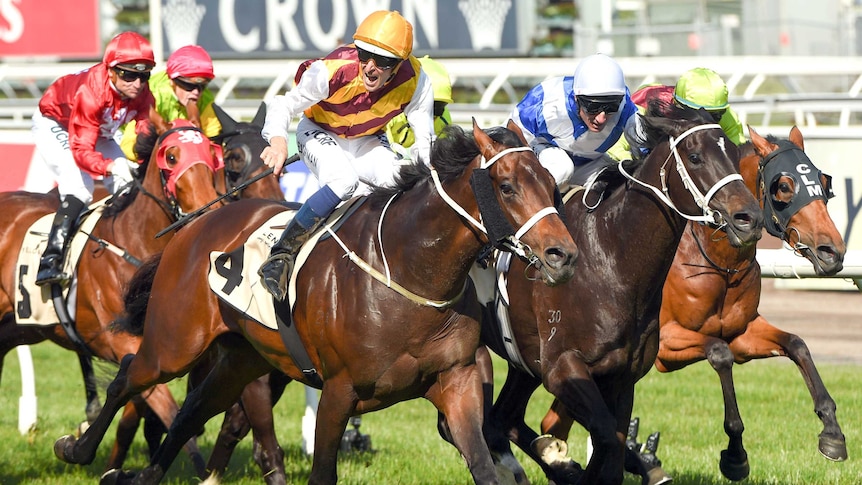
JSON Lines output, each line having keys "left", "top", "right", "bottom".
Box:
{"left": 469, "top": 119, "right": 578, "bottom": 286}
{"left": 638, "top": 101, "right": 763, "bottom": 248}
{"left": 744, "top": 126, "right": 845, "bottom": 275}
{"left": 212, "top": 102, "right": 284, "bottom": 201}
{"left": 131, "top": 118, "right": 224, "bottom": 219}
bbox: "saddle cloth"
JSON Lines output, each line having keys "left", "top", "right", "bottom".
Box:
{"left": 14, "top": 199, "right": 108, "bottom": 325}
{"left": 207, "top": 199, "right": 358, "bottom": 329}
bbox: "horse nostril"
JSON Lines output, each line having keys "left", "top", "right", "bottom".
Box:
{"left": 544, "top": 246, "right": 577, "bottom": 269}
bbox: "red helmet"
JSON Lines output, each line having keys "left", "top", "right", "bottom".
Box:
{"left": 103, "top": 31, "right": 155, "bottom": 71}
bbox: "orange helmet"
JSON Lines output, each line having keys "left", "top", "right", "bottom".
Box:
{"left": 103, "top": 31, "right": 155, "bottom": 71}
{"left": 353, "top": 10, "right": 413, "bottom": 60}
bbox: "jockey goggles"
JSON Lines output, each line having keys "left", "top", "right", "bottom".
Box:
{"left": 576, "top": 95, "right": 623, "bottom": 115}
{"left": 174, "top": 77, "right": 210, "bottom": 92}
{"left": 356, "top": 47, "right": 401, "bottom": 70}
{"left": 113, "top": 67, "right": 151, "bottom": 83}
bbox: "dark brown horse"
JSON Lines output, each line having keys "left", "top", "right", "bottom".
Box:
{"left": 0, "top": 119, "right": 224, "bottom": 475}
{"left": 539, "top": 125, "right": 847, "bottom": 483}
{"left": 478, "top": 102, "right": 763, "bottom": 485}
{"left": 54, "top": 120, "right": 579, "bottom": 484}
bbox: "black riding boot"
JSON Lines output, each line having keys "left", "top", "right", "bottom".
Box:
{"left": 259, "top": 218, "right": 316, "bottom": 301}
{"left": 35, "top": 195, "right": 85, "bottom": 286}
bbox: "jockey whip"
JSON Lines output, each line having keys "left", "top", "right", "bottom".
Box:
{"left": 155, "top": 153, "right": 300, "bottom": 238}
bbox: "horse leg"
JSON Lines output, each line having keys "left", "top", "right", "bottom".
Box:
{"left": 104, "top": 397, "right": 149, "bottom": 471}
{"left": 427, "top": 362, "right": 500, "bottom": 485}
{"left": 207, "top": 373, "right": 288, "bottom": 485}
{"left": 54, "top": 353, "right": 140, "bottom": 466}
{"left": 137, "top": 336, "right": 273, "bottom": 484}
{"left": 543, "top": 352, "right": 624, "bottom": 485}
{"left": 309, "top": 374, "right": 359, "bottom": 485}
{"left": 729, "top": 316, "right": 847, "bottom": 461}
{"left": 703, "top": 337, "right": 749, "bottom": 481}
{"left": 78, "top": 354, "right": 103, "bottom": 424}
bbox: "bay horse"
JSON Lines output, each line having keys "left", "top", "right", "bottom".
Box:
{"left": 478, "top": 101, "right": 763, "bottom": 485}
{"left": 539, "top": 125, "right": 847, "bottom": 483}
{"left": 54, "top": 120, "right": 579, "bottom": 484}
{"left": 0, "top": 119, "right": 225, "bottom": 475}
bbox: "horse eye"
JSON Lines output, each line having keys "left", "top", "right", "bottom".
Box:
{"left": 687, "top": 153, "right": 702, "bottom": 164}
{"left": 778, "top": 181, "right": 793, "bottom": 194}
{"left": 500, "top": 183, "right": 515, "bottom": 196}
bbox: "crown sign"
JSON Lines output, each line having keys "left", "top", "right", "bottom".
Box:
{"left": 162, "top": 0, "right": 207, "bottom": 51}
{"left": 458, "top": 0, "right": 512, "bottom": 51}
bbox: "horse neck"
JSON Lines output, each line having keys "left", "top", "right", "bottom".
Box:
{"left": 107, "top": 159, "right": 176, "bottom": 255}
{"left": 377, "top": 178, "right": 484, "bottom": 299}
{"left": 682, "top": 220, "right": 757, "bottom": 274}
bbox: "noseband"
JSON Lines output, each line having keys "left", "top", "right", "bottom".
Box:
{"left": 619, "top": 123, "right": 742, "bottom": 227}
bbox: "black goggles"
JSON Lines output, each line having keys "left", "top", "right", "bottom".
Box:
{"left": 708, "top": 109, "right": 726, "bottom": 122}
{"left": 577, "top": 96, "right": 622, "bottom": 115}
{"left": 174, "top": 77, "right": 210, "bottom": 92}
{"left": 113, "top": 67, "right": 151, "bottom": 83}
{"left": 356, "top": 47, "right": 401, "bottom": 70}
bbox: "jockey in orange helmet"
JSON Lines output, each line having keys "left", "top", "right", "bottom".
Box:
{"left": 258, "top": 10, "right": 435, "bottom": 300}
{"left": 33, "top": 31, "right": 156, "bottom": 285}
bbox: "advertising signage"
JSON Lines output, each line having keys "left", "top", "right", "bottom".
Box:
{"left": 159, "top": 0, "right": 532, "bottom": 59}
{"left": 0, "top": 0, "right": 100, "bottom": 59}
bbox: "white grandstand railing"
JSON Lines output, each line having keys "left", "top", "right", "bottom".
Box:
{"left": 5, "top": 56, "right": 862, "bottom": 134}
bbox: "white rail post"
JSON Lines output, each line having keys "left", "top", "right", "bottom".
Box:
{"left": 17, "top": 346, "right": 37, "bottom": 435}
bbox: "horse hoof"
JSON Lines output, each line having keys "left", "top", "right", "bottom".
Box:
{"left": 53, "top": 434, "right": 78, "bottom": 463}
{"left": 531, "top": 434, "right": 570, "bottom": 465}
{"left": 645, "top": 466, "right": 673, "bottom": 485}
{"left": 131, "top": 465, "right": 165, "bottom": 485}
{"left": 819, "top": 434, "right": 848, "bottom": 461}
{"left": 719, "top": 449, "right": 749, "bottom": 481}
{"left": 99, "top": 468, "right": 135, "bottom": 485}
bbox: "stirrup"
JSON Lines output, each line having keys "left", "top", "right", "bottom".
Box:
{"left": 259, "top": 253, "right": 295, "bottom": 301}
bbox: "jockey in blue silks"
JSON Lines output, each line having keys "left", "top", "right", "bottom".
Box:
{"left": 508, "top": 53, "right": 644, "bottom": 191}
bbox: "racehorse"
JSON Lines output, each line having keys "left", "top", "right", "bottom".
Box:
{"left": 211, "top": 101, "right": 284, "bottom": 202}
{"left": 54, "top": 120, "right": 579, "bottom": 484}
{"left": 0, "top": 119, "right": 225, "bottom": 476}
{"left": 478, "top": 101, "right": 763, "bottom": 485}
{"left": 538, "top": 125, "right": 847, "bottom": 483}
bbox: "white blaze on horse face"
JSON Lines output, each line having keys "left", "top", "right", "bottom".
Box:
{"left": 717, "top": 136, "right": 727, "bottom": 157}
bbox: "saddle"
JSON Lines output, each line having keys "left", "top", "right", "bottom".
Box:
{"left": 14, "top": 198, "right": 109, "bottom": 325}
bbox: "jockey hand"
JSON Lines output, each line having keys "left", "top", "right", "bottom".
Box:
{"left": 261, "top": 136, "right": 289, "bottom": 176}
{"left": 110, "top": 157, "right": 136, "bottom": 188}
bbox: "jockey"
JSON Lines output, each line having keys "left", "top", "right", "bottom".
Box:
{"left": 384, "top": 55, "right": 453, "bottom": 158}
{"left": 508, "top": 53, "right": 642, "bottom": 191}
{"left": 630, "top": 67, "right": 746, "bottom": 145}
{"left": 32, "top": 31, "right": 156, "bottom": 286}
{"left": 120, "top": 44, "right": 221, "bottom": 160}
{"left": 258, "top": 10, "right": 435, "bottom": 300}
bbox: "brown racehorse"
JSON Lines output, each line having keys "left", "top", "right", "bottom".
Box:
{"left": 538, "top": 125, "right": 847, "bottom": 483}
{"left": 0, "top": 119, "right": 224, "bottom": 476}
{"left": 478, "top": 101, "right": 763, "bottom": 485}
{"left": 54, "top": 120, "right": 579, "bottom": 484}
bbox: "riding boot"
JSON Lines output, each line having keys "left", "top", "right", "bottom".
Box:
{"left": 35, "top": 195, "right": 86, "bottom": 286}
{"left": 259, "top": 217, "right": 318, "bottom": 301}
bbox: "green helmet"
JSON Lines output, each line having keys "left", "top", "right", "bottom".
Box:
{"left": 418, "top": 56, "right": 453, "bottom": 104}
{"left": 673, "top": 67, "right": 729, "bottom": 111}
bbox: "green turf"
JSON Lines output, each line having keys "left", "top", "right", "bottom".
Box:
{"left": 1, "top": 342, "right": 859, "bottom": 484}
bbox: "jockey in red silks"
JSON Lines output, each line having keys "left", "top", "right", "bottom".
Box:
{"left": 32, "top": 31, "right": 156, "bottom": 286}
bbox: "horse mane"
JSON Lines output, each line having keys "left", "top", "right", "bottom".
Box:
{"left": 111, "top": 253, "right": 162, "bottom": 336}
{"left": 640, "top": 98, "right": 715, "bottom": 150}
{"left": 103, "top": 124, "right": 159, "bottom": 216}
{"left": 367, "top": 124, "right": 523, "bottom": 205}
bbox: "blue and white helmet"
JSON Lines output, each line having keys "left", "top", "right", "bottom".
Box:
{"left": 572, "top": 54, "right": 626, "bottom": 97}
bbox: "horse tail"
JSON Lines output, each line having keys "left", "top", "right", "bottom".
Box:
{"left": 112, "top": 253, "right": 163, "bottom": 336}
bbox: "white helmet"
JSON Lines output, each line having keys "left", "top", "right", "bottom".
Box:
{"left": 572, "top": 54, "right": 626, "bottom": 97}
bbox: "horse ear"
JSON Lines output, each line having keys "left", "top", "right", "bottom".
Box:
{"left": 212, "top": 103, "right": 238, "bottom": 134}
{"left": 252, "top": 101, "right": 267, "bottom": 127}
{"left": 788, "top": 125, "right": 805, "bottom": 151}
{"left": 149, "top": 107, "right": 170, "bottom": 135}
{"left": 185, "top": 101, "right": 201, "bottom": 128}
{"left": 747, "top": 125, "right": 776, "bottom": 157}
{"left": 506, "top": 119, "right": 529, "bottom": 146}
{"left": 472, "top": 117, "right": 493, "bottom": 156}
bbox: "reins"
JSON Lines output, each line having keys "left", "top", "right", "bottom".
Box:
{"left": 618, "top": 123, "right": 742, "bottom": 227}
{"left": 316, "top": 145, "right": 560, "bottom": 309}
